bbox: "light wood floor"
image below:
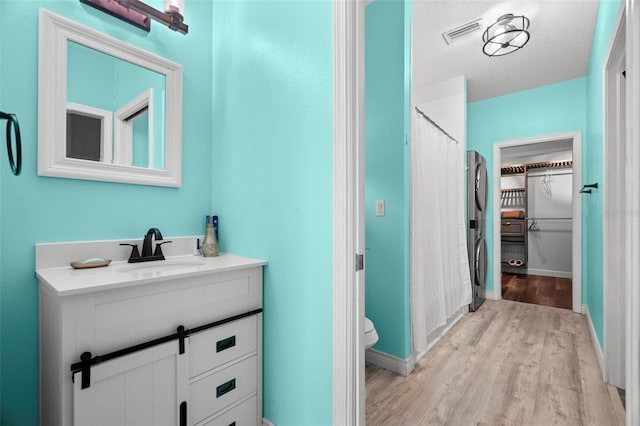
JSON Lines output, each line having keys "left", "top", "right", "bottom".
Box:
{"left": 366, "top": 300, "right": 625, "bottom": 426}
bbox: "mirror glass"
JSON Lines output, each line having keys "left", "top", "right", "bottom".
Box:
{"left": 38, "top": 9, "right": 183, "bottom": 187}
{"left": 66, "top": 41, "right": 166, "bottom": 169}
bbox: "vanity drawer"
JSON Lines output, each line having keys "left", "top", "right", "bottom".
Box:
{"left": 501, "top": 219, "right": 526, "bottom": 237}
{"left": 190, "top": 356, "right": 257, "bottom": 425}
{"left": 190, "top": 315, "right": 257, "bottom": 378}
{"left": 197, "top": 396, "right": 257, "bottom": 426}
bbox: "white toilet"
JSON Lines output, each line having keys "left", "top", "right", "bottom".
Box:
{"left": 364, "top": 317, "right": 379, "bottom": 349}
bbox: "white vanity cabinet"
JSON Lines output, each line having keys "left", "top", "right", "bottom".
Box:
{"left": 37, "top": 252, "right": 265, "bottom": 426}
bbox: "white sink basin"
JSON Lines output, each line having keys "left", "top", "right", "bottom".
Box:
{"left": 115, "top": 259, "right": 206, "bottom": 273}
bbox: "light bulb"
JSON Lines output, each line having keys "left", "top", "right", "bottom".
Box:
{"left": 164, "top": 0, "right": 184, "bottom": 16}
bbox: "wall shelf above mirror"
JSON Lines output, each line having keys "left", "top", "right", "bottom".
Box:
{"left": 38, "top": 8, "right": 183, "bottom": 187}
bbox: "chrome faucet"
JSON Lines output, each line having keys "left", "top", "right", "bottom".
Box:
{"left": 120, "top": 227, "right": 172, "bottom": 263}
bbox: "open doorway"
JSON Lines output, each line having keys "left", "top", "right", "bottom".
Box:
{"left": 492, "top": 132, "right": 582, "bottom": 314}
{"left": 499, "top": 141, "right": 574, "bottom": 309}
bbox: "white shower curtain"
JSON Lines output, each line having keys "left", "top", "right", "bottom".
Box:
{"left": 410, "top": 110, "right": 472, "bottom": 357}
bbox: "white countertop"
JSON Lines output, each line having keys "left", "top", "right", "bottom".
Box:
{"left": 37, "top": 253, "right": 267, "bottom": 297}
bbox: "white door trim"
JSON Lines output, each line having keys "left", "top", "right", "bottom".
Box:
{"left": 333, "top": 0, "right": 365, "bottom": 425}
{"left": 625, "top": 1, "right": 640, "bottom": 424}
{"left": 603, "top": 0, "right": 626, "bottom": 388}
{"left": 492, "top": 131, "right": 582, "bottom": 313}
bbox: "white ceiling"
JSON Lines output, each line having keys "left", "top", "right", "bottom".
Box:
{"left": 412, "top": 0, "right": 601, "bottom": 102}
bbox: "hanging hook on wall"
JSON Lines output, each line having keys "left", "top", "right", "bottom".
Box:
{"left": 580, "top": 183, "right": 598, "bottom": 194}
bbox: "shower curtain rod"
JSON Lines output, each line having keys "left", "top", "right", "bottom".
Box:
{"left": 414, "top": 106, "right": 460, "bottom": 144}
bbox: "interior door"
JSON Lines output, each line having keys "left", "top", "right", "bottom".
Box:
{"left": 73, "top": 340, "right": 188, "bottom": 426}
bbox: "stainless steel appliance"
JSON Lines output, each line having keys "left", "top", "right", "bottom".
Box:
{"left": 467, "top": 150, "right": 487, "bottom": 311}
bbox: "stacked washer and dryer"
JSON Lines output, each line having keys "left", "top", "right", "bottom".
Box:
{"left": 467, "top": 150, "right": 488, "bottom": 311}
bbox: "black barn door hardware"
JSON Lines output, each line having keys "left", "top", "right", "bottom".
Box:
{"left": 177, "top": 325, "right": 187, "bottom": 355}
{"left": 179, "top": 401, "right": 187, "bottom": 426}
{"left": 70, "top": 308, "right": 263, "bottom": 388}
{"left": 580, "top": 183, "right": 598, "bottom": 194}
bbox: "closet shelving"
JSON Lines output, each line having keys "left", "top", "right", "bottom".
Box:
{"left": 500, "top": 160, "right": 573, "bottom": 273}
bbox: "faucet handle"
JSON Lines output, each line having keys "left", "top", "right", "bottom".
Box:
{"left": 119, "top": 243, "right": 141, "bottom": 262}
{"left": 153, "top": 240, "right": 172, "bottom": 258}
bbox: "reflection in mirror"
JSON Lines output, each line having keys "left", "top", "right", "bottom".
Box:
{"left": 132, "top": 110, "right": 150, "bottom": 167}
{"left": 66, "top": 103, "right": 112, "bottom": 162}
{"left": 38, "top": 9, "right": 182, "bottom": 187}
{"left": 66, "top": 41, "right": 165, "bottom": 169}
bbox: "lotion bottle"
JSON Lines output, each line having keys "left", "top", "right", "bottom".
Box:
{"left": 202, "top": 215, "right": 219, "bottom": 257}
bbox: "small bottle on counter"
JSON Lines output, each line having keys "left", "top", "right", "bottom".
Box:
{"left": 202, "top": 215, "right": 219, "bottom": 257}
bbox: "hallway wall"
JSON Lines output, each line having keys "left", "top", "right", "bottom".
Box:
{"left": 365, "top": 0, "right": 412, "bottom": 359}
{"left": 584, "top": 0, "right": 622, "bottom": 347}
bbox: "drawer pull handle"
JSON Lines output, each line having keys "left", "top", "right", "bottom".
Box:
{"left": 217, "top": 336, "right": 236, "bottom": 353}
{"left": 216, "top": 378, "right": 236, "bottom": 398}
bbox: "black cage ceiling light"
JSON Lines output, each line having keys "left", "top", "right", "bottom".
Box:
{"left": 482, "top": 13, "right": 530, "bottom": 57}
{"left": 80, "top": 0, "right": 188, "bottom": 34}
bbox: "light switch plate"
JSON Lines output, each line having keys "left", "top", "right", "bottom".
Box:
{"left": 375, "top": 200, "right": 385, "bottom": 217}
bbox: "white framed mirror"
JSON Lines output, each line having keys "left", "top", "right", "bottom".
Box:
{"left": 38, "top": 9, "right": 183, "bottom": 187}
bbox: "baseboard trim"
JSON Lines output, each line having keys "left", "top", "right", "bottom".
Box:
{"left": 526, "top": 268, "right": 572, "bottom": 279}
{"left": 263, "top": 417, "right": 276, "bottom": 426}
{"left": 365, "top": 349, "right": 416, "bottom": 377}
{"left": 583, "top": 304, "right": 605, "bottom": 379}
{"left": 485, "top": 290, "right": 501, "bottom": 301}
{"left": 368, "top": 305, "right": 470, "bottom": 377}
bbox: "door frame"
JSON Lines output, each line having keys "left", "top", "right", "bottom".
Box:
{"left": 333, "top": 0, "right": 365, "bottom": 425}
{"left": 492, "top": 131, "right": 582, "bottom": 313}
{"left": 625, "top": 0, "right": 640, "bottom": 423}
{"left": 603, "top": 0, "right": 626, "bottom": 389}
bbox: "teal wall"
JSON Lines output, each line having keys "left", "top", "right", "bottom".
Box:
{"left": 584, "top": 0, "right": 622, "bottom": 348}
{"left": 468, "top": 77, "right": 588, "bottom": 300}
{"left": 2, "top": 1, "right": 336, "bottom": 425}
{"left": 210, "top": 1, "right": 333, "bottom": 425}
{"left": 0, "top": 1, "right": 213, "bottom": 424}
{"left": 365, "top": 0, "right": 411, "bottom": 359}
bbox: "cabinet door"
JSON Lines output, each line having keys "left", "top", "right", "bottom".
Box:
{"left": 73, "top": 340, "right": 189, "bottom": 426}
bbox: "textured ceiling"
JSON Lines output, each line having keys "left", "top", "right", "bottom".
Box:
{"left": 412, "top": 0, "right": 600, "bottom": 102}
